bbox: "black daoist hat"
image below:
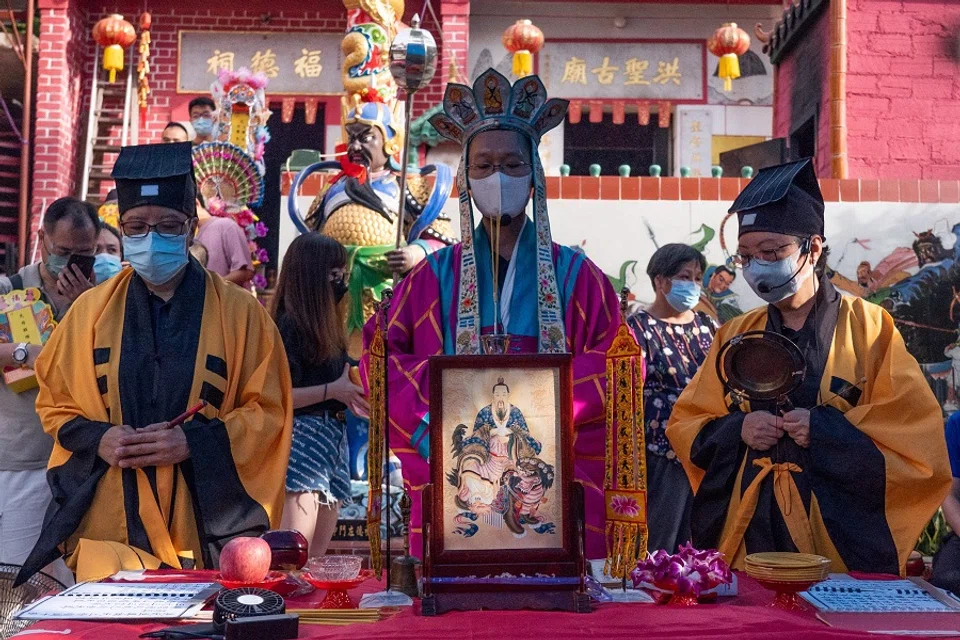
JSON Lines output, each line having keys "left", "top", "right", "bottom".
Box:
{"left": 729, "top": 158, "right": 825, "bottom": 239}
{"left": 112, "top": 142, "right": 197, "bottom": 217}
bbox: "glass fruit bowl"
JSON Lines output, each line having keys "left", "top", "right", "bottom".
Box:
{"left": 304, "top": 555, "right": 362, "bottom": 582}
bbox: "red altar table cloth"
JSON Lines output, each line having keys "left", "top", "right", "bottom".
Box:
{"left": 12, "top": 573, "right": 922, "bottom": 639}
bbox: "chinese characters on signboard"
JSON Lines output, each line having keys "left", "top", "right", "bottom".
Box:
{"left": 178, "top": 31, "right": 344, "bottom": 95}
{"left": 676, "top": 108, "right": 713, "bottom": 177}
{"left": 540, "top": 41, "right": 705, "bottom": 101}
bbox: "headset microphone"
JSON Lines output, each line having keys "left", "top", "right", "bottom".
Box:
{"left": 756, "top": 238, "right": 812, "bottom": 294}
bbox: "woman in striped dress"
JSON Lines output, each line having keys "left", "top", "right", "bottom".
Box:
{"left": 628, "top": 244, "right": 717, "bottom": 554}
{"left": 271, "top": 233, "right": 369, "bottom": 556}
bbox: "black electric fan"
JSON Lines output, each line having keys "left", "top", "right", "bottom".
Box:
{"left": 0, "top": 563, "right": 67, "bottom": 639}
{"left": 213, "top": 588, "right": 285, "bottom": 627}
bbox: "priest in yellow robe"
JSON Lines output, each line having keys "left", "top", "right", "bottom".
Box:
{"left": 667, "top": 159, "right": 950, "bottom": 575}
{"left": 16, "top": 142, "right": 293, "bottom": 584}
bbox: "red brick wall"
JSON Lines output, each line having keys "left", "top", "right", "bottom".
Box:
{"left": 774, "top": 0, "right": 960, "bottom": 180}
{"left": 409, "top": 1, "right": 469, "bottom": 118}
{"left": 845, "top": 0, "right": 960, "bottom": 180}
{"left": 772, "top": 6, "right": 831, "bottom": 178}
{"left": 27, "top": 0, "right": 468, "bottom": 246}
{"left": 432, "top": 0, "right": 469, "bottom": 106}
{"left": 79, "top": 2, "right": 348, "bottom": 159}
{"left": 31, "top": 0, "right": 89, "bottom": 239}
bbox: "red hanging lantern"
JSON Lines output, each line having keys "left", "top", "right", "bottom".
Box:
{"left": 707, "top": 22, "right": 751, "bottom": 92}
{"left": 92, "top": 14, "right": 136, "bottom": 83}
{"left": 502, "top": 19, "right": 544, "bottom": 78}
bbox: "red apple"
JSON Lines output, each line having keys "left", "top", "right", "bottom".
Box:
{"left": 219, "top": 536, "right": 272, "bottom": 583}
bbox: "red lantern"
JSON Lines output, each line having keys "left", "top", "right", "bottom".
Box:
{"left": 502, "top": 19, "right": 544, "bottom": 78}
{"left": 92, "top": 14, "right": 136, "bottom": 83}
{"left": 707, "top": 22, "right": 751, "bottom": 92}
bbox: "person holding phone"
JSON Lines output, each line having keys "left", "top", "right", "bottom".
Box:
{"left": 0, "top": 197, "right": 99, "bottom": 311}
{"left": 270, "top": 232, "right": 368, "bottom": 556}
{"left": 0, "top": 196, "right": 98, "bottom": 585}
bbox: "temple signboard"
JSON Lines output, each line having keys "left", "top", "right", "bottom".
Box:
{"left": 177, "top": 30, "right": 344, "bottom": 95}
{"left": 540, "top": 40, "right": 706, "bottom": 102}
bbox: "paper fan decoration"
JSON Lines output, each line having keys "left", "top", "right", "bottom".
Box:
{"left": 192, "top": 142, "right": 264, "bottom": 208}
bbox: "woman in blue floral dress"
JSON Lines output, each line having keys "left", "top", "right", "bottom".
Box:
{"left": 628, "top": 244, "right": 718, "bottom": 553}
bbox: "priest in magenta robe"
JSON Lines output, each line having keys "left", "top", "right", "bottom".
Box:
{"left": 361, "top": 69, "right": 621, "bottom": 559}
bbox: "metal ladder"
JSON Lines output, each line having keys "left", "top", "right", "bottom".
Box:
{"left": 80, "top": 45, "right": 138, "bottom": 204}
{"left": 0, "top": 92, "right": 20, "bottom": 271}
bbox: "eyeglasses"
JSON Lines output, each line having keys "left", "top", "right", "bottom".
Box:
{"left": 466, "top": 161, "right": 532, "bottom": 179}
{"left": 730, "top": 241, "right": 799, "bottom": 268}
{"left": 120, "top": 220, "right": 190, "bottom": 239}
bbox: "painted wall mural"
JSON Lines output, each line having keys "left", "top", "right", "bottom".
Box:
{"left": 282, "top": 186, "right": 960, "bottom": 411}
{"left": 543, "top": 199, "right": 960, "bottom": 412}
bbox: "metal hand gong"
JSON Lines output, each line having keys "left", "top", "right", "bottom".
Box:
{"left": 715, "top": 331, "right": 806, "bottom": 407}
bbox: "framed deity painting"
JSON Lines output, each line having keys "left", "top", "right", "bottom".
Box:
{"left": 422, "top": 354, "right": 588, "bottom": 614}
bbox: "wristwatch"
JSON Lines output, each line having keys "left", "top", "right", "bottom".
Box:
{"left": 12, "top": 342, "right": 29, "bottom": 367}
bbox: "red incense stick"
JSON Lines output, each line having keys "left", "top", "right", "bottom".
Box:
{"left": 168, "top": 400, "right": 208, "bottom": 428}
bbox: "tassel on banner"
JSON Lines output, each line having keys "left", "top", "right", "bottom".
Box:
{"left": 637, "top": 101, "right": 651, "bottom": 127}
{"left": 568, "top": 100, "right": 583, "bottom": 124}
{"left": 589, "top": 100, "right": 604, "bottom": 123}
{"left": 136, "top": 13, "right": 151, "bottom": 118}
{"left": 612, "top": 100, "right": 625, "bottom": 125}
{"left": 366, "top": 298, "right": 389, "bottom": 578}
{"left": 658, "top": 101, "right": 672, "bottom": 129}
{"left": 304, "top": 98, "right": 319, "bottom": 125}
{"left": 604, "top": 288, "right": 648, "bottom": 580}
{"left": 281, "top": 98, "right": 296, "bottom": 124}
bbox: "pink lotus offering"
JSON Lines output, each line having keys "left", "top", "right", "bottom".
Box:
{"left": 631, "top": 543, "right": 732, "bottom": 605}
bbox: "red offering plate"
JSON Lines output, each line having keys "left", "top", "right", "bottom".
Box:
{"left": 216, "top": 571, "right": 287, "bottom": 592}
{"left": 303, "top": 569, "right": 374, "bottom": 609}
{"left": 753, "top": 577, "right": 821, "bottom": 612}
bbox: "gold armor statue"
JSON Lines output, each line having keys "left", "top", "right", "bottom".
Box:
{"left": 290, "top": 0, "right": 454, "bottom": 355}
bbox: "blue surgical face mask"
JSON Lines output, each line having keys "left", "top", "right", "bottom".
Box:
{"left": 665, "top": 279, "right": 702, "bottom": 312}
{"left": 192, "top": 117, "right": 214, "bottom": 137}
{"left": 122, "top": 232, "right": 189, "bottom": 286}
{"left": 742, "top": 251, "right": 812, "bottom": 304}
{"left": 93, "top": 253, "right": 123, "bottom": 284}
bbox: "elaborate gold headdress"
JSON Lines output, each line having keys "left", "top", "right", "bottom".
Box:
{"left": 428, "top": 69, "right": 569, "bottom": 354}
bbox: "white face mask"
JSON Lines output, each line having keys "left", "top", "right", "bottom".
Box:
{"left": 469, "top": 172, "right": 532, "bottom": 219}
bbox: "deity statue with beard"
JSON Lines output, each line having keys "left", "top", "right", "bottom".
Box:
{"left": 293, "top": 0, "right": 455, "bottom": 356}
{"left": 304, "top": 102, "right": 455, "bottom": 356}
{"left": 448, "top": 377, "right": 542, "bottom": 516}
